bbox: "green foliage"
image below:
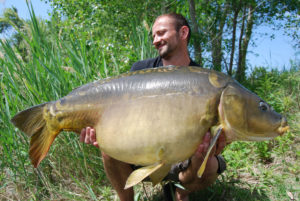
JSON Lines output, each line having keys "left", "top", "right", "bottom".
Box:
{"left": 0, "top": 7, "right": 23, "bottom": 33}
{"left": 0, "top": 3, "right": 153, "bottom": 200}
{"left": 43, "top": 0, "right": 173, "bottom": 58}
{"left": 0, "top": 2, "right": 299, "bottom": 200}
{"left": 246, "top": 65, "right": 300, "bottom": 114}
{"left": 240, "top": 64, "right": 300, "bottom": 163}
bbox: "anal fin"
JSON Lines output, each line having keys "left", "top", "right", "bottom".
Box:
{"left": 197, "top": 127, "right": 222, "bottom": 178}
{"left": 125, "top": 163, "right": 164, "bottom": 189}
{"left": 149, "top": 164, "right": 171, "bottom": 186}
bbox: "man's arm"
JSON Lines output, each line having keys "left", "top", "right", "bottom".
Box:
{"left": 179, "top": 132, "right": 226, "bottom": 188}
{"left": 174, "top": 132, "right": 226, "bottom": 201}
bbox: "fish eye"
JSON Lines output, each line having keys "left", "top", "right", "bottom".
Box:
{"left": 259, "top": 101, "right": 268, "bottom": 111}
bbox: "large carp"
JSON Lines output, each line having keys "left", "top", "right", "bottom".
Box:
{"left": 11, "top": 66, "right": 288, "bottom": 189}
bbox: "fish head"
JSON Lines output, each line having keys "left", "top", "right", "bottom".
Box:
{"left": 219, "top": 82, "right": 289, "bottom": 142}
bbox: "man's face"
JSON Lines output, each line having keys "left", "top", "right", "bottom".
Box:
{"left": 152, "top": 16, "right": 180, "bottom": 59}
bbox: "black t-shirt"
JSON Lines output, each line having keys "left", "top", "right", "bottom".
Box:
{"left": 130, "top": 56, "right": 200, "bottom": 72}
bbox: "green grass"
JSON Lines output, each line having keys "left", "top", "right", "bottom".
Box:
{"left": 0, "top": 4, "right": 299, "bottom": 201}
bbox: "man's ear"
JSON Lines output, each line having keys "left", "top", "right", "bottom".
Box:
{"left": 179, "top": 26, "right": 189, "bottom": 40}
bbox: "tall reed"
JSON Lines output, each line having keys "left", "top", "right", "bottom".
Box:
{"left": 1, "top": 2, "right": 298, "bottom": 201}
{"left": 0, "top": 1, "right": 161, "bottom": 199}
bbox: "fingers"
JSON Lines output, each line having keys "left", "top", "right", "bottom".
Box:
{"left": 192, "top": 132, "right": 212, "bottom": 168}
{"left": 90, "top": 129, "right": 99, "bottom": 148}
{"left": 203, "top": 130, "right": 227, "bottom": 156}
{"left": 85, "top": 127, "right": 91, "bottom": 144}
{"left": 203, "top": 132, "right": 217, "bottom": 157}
{"left": 195, "top": 144, "right": 204, "bottom": 158}
{"left": 93, "top": 142, "right": 99, "bottom": 148}
{"left": 179, "top": 132, "right": 217, "bottom": 184}
{"left": 194, "top": 132, "right": 210, "bottom": 158}
{"left": 180, "top": 130, "right": 226, "bottom": 186}
{"left": 80, "top": 127, "right": 98, "bottom": 147}
{"left": 202, "top": 132, "right": 210, "bottom": 153}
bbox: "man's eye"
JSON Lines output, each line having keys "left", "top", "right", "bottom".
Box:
{"left": 157, "top": 31, "right": 165, "bottom": 36}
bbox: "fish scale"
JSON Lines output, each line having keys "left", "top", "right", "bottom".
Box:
{"left": 11, "top": 66, "right": 289, "bottom": 189}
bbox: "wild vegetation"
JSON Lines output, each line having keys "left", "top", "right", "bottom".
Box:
{"left": 0, "top": 1, "right": 299, "bottom": 201}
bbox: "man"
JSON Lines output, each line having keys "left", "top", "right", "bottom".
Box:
{"left": 80, "top": 13, "right": 227, "bottom": 201}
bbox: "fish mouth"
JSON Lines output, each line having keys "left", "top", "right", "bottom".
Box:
{"left": 277, "top": 117, "right": 289, "bottom": 136}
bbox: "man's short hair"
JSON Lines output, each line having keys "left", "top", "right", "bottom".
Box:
{"left": 156, "top": 13, "right": 191, "bottom": 44}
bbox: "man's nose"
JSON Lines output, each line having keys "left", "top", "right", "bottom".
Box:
{"left": 152, "top": 36, "right": 160, "bottom": 46}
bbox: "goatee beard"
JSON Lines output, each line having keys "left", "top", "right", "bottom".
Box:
{"left": 160, "top": 52, "right": 171, "bottom": 59}
{"left": 159, "top": 48, "right": 173, "bottom": 59}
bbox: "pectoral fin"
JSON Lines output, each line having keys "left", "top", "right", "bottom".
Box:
{"left": 125, "top": 163, "right": 164, "bottom": 189}
{"left": 197, "top": 127, "right": 223, "bottom": 178}
{"left": 149, "top": 164, "right": 171, "bottom": 186}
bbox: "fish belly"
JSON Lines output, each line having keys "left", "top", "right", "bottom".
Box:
{"left": 96, "top": 93, "right": 215, "bottom": 166}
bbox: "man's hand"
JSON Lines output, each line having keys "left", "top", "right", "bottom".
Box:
{"left": 178, "top": 131, "right": 226, "bottom": 190}
{"left": 80, "top": 127, "right": 99, "bottom": 148}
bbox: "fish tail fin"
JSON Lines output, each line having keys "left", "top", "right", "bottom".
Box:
{"left": 29, "top": 126, "right": 59, "bottom": 167}
{"left": 11, "top": 102, "right": 60, "bottom": 167}
{"left": 11, "top": 103, "right": 48, "bottom": 137}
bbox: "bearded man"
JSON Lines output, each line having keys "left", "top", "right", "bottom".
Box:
{"left": 80, "top": 13, "right": 227, "bottom": 201}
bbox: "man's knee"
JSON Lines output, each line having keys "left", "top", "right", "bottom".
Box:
{"left": 101, "top": 152, "right": 110, "bottom": 160}
{"left": 101, "top": 152, "right": 133, "bottom": 173}
{"left": 101, "top": 152, "right": 120, "bottom": 167}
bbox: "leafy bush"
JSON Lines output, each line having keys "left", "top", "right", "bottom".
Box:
{"left": 0, "top": 3, "right": 299, "bottom": 201}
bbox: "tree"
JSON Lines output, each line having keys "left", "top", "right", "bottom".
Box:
{"left": 188, "top": 0, "right": 202, "bottom": 66}
{"left": 236, "top": 1, "right": 255, "bottom": 83}
{"left": 0, "top": 7, "right": 28, "bottom": 59}
{"left": 0, "top": 7, "right": 23, "bottom": 34}
{"left": 228, "top": 0, "right": 242, "bottom": 76}
{"left": 41, "top": 0, "right": 299, "bottom": 81}
{"left": 180, "top": 0, "right": 299, "bottom": 82}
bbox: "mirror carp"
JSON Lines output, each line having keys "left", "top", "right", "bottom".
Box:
{"left": 11, "top": 66, "right": 289, "bottom": 189}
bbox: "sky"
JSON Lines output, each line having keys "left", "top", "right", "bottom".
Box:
{"left": 0, "top": 0, "right": 299, "bottom": 70}
{"left": 0, "top": 0, "right": 50, "bottom": 20}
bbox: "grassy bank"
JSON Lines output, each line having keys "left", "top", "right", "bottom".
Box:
{"left": 0, "top": 7, "right": 299, "bottom": 201}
